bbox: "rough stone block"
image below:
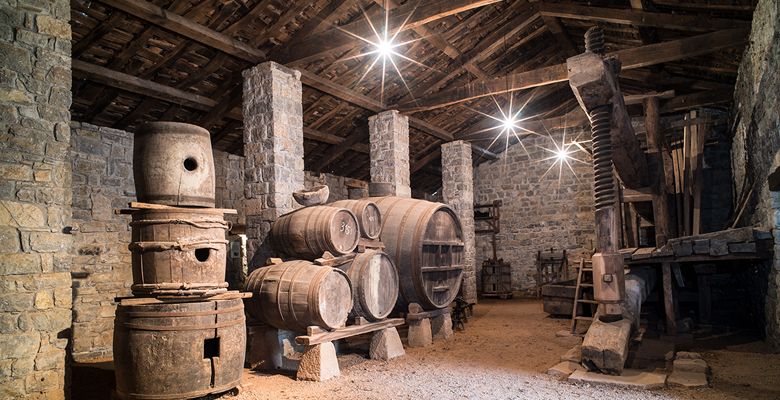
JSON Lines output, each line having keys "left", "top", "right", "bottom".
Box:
{"left": 369, "top": 327, "right": 405, "bottom": 361}
{"left": 547, "top": 361, "right": 581, "bottom": 379}
{"left": 296, "top": 341, "right": 340, "bottom": 382}
{"left": 568, "top": 368, "right": 667, "bottom": 389}
{"left": 430, "top": 313, "right": 453, "bottom": 340}
{"left": 673, "top": 358, "right": 708, "bottom": 374}
{"left": 407, "top": 318, "right": 432, "bottom": 348}
{"left": 561, "top": 344, "right": 582, "bottom": 363}
{"left": 668, "top": 370, "right": 708, "bottom": 388}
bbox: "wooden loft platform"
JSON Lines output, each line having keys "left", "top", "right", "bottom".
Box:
{"left": 70, "top": 0, "right": 755, "bottom": 193}
{"left": 623, "top": 227, "right": 774, "bottom": 265}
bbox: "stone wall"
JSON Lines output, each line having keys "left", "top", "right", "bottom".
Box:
{"left": 473, "top": 130, "right": 596, "bottom": 293}
{"left": 730, "top": 0, "right": 780, "bottom": 348}
{"left": 69, "top": 122, "right": 133, "bottom": 363}
{"left": 0, "top": 1, "right": 73, "bottom": 398}
{"left": 304, "top": 171, "right": 368, "bottom": 202}
{"left": 214, "top": 149, "right": 246, "bottom": 226}
{"left": 369, "top": 110, "right": 411, "bottom": 197}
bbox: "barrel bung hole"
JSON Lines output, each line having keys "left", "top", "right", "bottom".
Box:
{"left": 204, "top": 337, "right": 220, "bottom": 359}
{"left": 183, "top": 157, "right": 198, "bottom": 171}
{"left": 194, "top": 248, "right": 210, "bottom": 262}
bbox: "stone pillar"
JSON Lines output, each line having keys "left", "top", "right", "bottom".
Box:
{"left": 369, "top": 110, "right": 410, "bottom": 198}
{"left": 0, "top": 1, "right": 72, "bottom": 398}
{"left": 442, "top": 141, "right": 477, "bottom": 304}
{"left": 242, "top": 62, "right": 304, "bottom": 269}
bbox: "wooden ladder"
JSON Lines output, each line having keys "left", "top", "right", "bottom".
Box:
{"left": 570, "top": 259, "right": 598, "bottom": 335}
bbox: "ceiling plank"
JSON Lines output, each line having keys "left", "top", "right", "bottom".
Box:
{"left": 312, "top": 131, "right": 368, "bottom": 173}
{"left": 400, "top": 28, "right": 749, "bottom": 112}
{"left": 538, "top": 3, "right": 749, "bottom": 31}
{"left": 277, "top": 0, "right": 504, "bottom": 65}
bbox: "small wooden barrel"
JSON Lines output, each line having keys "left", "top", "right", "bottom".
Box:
{"left": 133, "top": 122, "right": 215, "bottom": 207}
{"left": 330, "top": 199, "right": 382, "bottom": 240}
{"left": 130, "top": 207, "right": 229, "bottom": 296}
{"left": 371, "top": 197, "right": 465, "bottom": 310}
{"left": 338, "top": 250, "right": 398, "bottom": 321}
{"left": 270, "top": 206, "right": 360, "bottom": 260}
{"left": 244, "top": 261, "right": 352, "bottom": 332}
{"left": 113, "top": 298, "right": 245, "bottom": 400}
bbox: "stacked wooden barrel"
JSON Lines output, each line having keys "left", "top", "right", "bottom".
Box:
{"left": 244, "top": 193, "right": 465, "bottom": 335}
{"left": 114, "top": 122, "right": 244, "bottom": 400}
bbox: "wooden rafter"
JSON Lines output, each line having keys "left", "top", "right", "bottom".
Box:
{"left": 399, "top": 28, "right": 749, "bottom": 111}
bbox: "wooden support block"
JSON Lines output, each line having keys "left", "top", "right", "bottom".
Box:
{"left": 692, "top": 239, "right": 710, "bottom": 255}
{"left": 662, "top": 262, "right": 677, "bottom": 336}
{"left": 297, "top": 342, "right": 340, "bottom": 382}
{"left": 671, "top": 240, "right": 693, "bottom": 256}
{"left": 295, "top": 318, "right": 405, "bottom": 345}
{"left": 369, "top": 327, "right": 405, "bottom": 361}
{"left": 728, "top": 242, "right": 757, "bottom": 253}
{"left": 407, "top": 318, "right": 432, "bottom": 348}
{"left": 709, "top": 239, "right": 729, "bottom": 256}
{"left": 631, "top": 247, "right": 655, "bottom": 260}
{"left": 581, "top": 318, "right": 633, "bottom": 375}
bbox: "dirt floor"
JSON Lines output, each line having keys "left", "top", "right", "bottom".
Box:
{"left": 226, "top": 299, "right": 780, "bottom": 400}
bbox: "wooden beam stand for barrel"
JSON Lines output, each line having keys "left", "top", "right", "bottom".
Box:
{"left": 338, "top": 250, "right": 398, "bottom": 322}
{"left": 133, "top": 122, "right": 216, "bottom": 208}
{"left": 129, "top": 207, "right": 230, "bottom": 296}
{"left": 330, "top": 199, "right": 382, "bottom": 240}
{"left": 270, "top": 206, "right": 360, "bottom": 260}
{"left": 244, "top": 260, "right": 352, "bottom": 332}
{"left": 371, "top": 197, "right": 465, "bottom": 310}
{"left": 113, "top": 298, "right": 245, "bottom": 399}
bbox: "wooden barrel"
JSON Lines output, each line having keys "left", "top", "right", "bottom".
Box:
{"left": 270, "top": 206, "right": 360, "bottom": 260}
{"left": 129, "top": 208, "right": 229, "bottom": 296}
{"left": 330, "top": 199, "right": 382, "bottom": 239}
{"left": 133, "top": 122, "right": 215, "bottom": 207}
{"left": 113, "top": 298, "right": 245, "bottom": 399}
{"left": 244, "top": 261, "right": 352, "bottom": 332}
{"left": 371, "top": 197, "right": 465, "bottom": 310}
{"left": 338, "top": 250, "right": 398, "bottom": 321}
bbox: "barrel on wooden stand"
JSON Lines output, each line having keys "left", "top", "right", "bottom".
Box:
{"left": 330, "top": 199, "right": 382, "bottom": 240}
{"left": 244, "top": 260, "right": 352, "bottom": 332}
{"left": 270, "top": 206, "right": 360, "bottom": 260}
{"left": 113, "top": 298, "right": 245, "bottom": 399}
{"left": 370, "top": 197, "right": 465, "bottom": 310}
{"left": 338, "top": 250, "right": 398, "bottom": 321}
{"left": 129, "top": 207, "right": 229, "bottom": 296}
{"left": 133, "top": 122, "right": 216, "bottom": 207}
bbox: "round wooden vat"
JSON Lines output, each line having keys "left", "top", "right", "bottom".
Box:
{"left": 130, "top": 208, "right": 229, "bottom": 296}
{"left": 270, "top": 206, "right": 360, "bottom": 260}
{"left": 244, "top": 261, "right": 352, "bottom": 332}
{"left": 330, "top": 199, "right": 382, "bottom": 239}
{"left": 371, "top": 197, "right": 465, "bottom": 310}
{"left": 133, "top": 122, "right": 215, "bottom": 207}
{"left": 338, "top": 250, "right": 398, "bottom": 321}
{"left": 113, "top": 298, "right": 245, "bottom": 400}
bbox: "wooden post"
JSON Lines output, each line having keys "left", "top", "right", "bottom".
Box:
{"left": 662, "top": 262, "right": 677, "bottom": 335}
{"left": 643, "top": 97, "right": 674, "bottom": 245}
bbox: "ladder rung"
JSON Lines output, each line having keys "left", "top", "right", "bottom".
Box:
{"left": 574, "top": 316, "right": 594, "bottom": 321}
{"left": 579, "top": 283, "right": 593, "bottom": 287}
{"left": 576, "top": 299, "right": 598, "bottom": 304}
{"left": 581, "top": 268, "right": 593, "bottom": 272}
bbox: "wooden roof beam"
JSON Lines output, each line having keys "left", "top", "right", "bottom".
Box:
{"left": 399, "top": 28, "right": 749, "bottom": 112}
{"left": 277, "top": 0, "right": 503, "bottom": 65}
{"left": 538, "top": 3, "right": 749, "bottom": 31}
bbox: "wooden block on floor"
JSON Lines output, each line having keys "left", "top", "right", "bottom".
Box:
{"left": 581, "top": 318, "right": 632, "bottom": 375}
{"left": 568, "top": 368, "right": 667, "bottom": 389}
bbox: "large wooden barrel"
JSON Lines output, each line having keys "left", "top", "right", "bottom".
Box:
{"left": 129, "top": 208, "right": 229, "bottom": 296}
{"left": 371, "top": 197, "right": 465, "bottom": 310}
{"left": 270, "top": 206, "right": 360, "bottom": 260}
{"left": 330, "top": 199, "right": 382, "bottom": 239}
{"left": 244, "top": 261, "right": 352, "bottom": 332}
{"left": 133, "top": 122, "right": 215, "bottom": 207}
{"left": 113, "top": 298, "right": 245, "bottom": 399}
{"left": 338, "top": 250, "right": 398, "bottom": 321}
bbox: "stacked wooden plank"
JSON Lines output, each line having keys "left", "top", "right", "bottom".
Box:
{"left": 625, "top": 227, "right": 773, "bottom": 263}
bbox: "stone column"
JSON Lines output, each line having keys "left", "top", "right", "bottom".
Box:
{"left": 0, "top": 1, "right": 73, "bottom": 398}
{"left": 442, "top": 141, "right": 477, "bottom": 304}
{"left": 369, "top": 110, "right": 410, "bottom": 198}
{"left": 242, "top": 62, "right": 304, "bottom": 270}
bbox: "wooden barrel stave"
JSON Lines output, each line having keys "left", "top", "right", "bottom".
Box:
{"left": 330, "top": 199, "right": 382, "bottom": 240}
{"left": 270, "top": 206, "right": 360, "bottom": 260}
{"left": 113, "top": 298, "right": 245, "bottom": 399}
{"left": 371, "top": 197, "right": 465, "bottom": 310}
{"left": 133, "top": 122, "right": 215, "bottom": 207}
{"left": 244, "top": 261, "right": 352, "bottom": 332}
{"left": 338, "top": 250, "right": 398, "bottom": 321}
{"left": 130, "top": 208, "right": 229, "bottom": 296}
